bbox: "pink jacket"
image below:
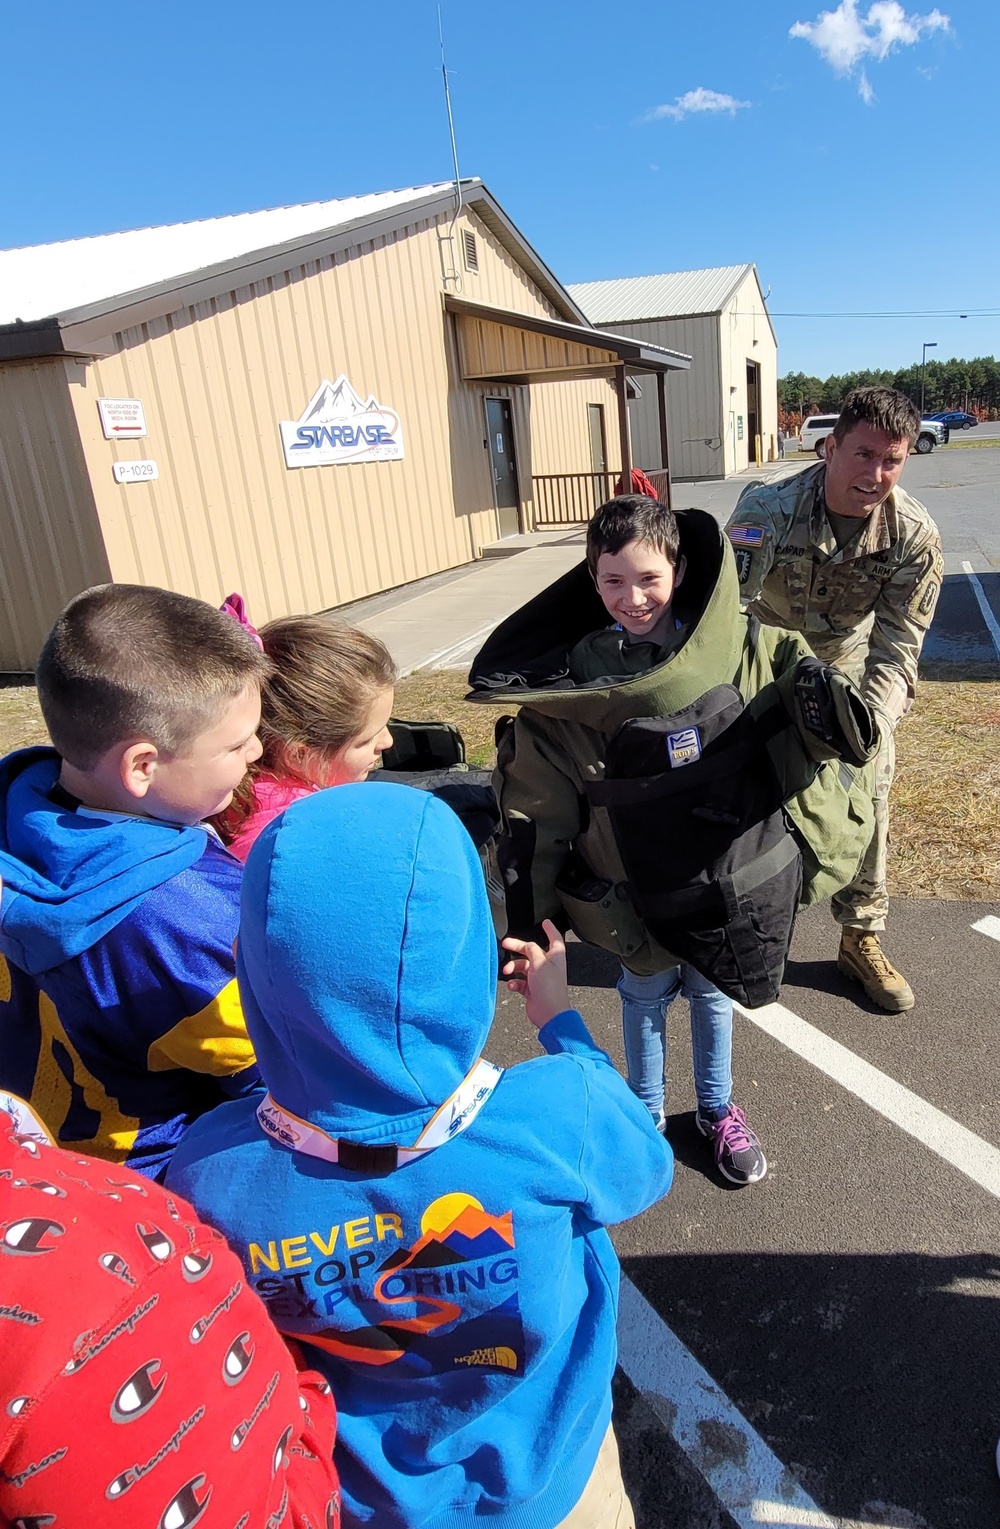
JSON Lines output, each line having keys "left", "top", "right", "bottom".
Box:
{"left": 228, "top": 777, "right": 315, "bottom": 862}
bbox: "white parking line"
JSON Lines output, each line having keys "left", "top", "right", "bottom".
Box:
{"left": 617, "top": 1275, "right": 838, "bottom": 1529}
{"left": 961, "top": 560, "right": 1000, "bottom": 660}
{"left": 735, "top": 999, "right": 1000, "bottom": 1201}
{"left": 619, "top": 985, "right": 1000, "bottom": 1528}
{"left": 972, "top": 914, "right": 1000, "bottom": 944}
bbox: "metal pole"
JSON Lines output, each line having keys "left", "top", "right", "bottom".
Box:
{"left": 656, "top": 370, "right": 672, "bottom": 507}
{"left": 616, "top": 364, "right": 632, "bottom": 492}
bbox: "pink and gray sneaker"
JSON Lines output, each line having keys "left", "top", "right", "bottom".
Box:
{"left": 696, "top": 1103, "right": 767, "bottom": 1186}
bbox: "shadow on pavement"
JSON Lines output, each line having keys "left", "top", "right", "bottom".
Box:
{"left": 923, "top": 572, "right": 1000, "bottom": 666}
{"left": 619, "top": 1247, "right": 1000, "bottom": 1529}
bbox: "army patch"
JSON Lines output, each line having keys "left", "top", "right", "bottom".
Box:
{"left": 728, "top": 525, "right": 765, "bottom": 546}
{"left": 917, "top": 580, "right": 938, "bottom": 618}
{"left": 735, "top": 548, "right": 753, "bottom": 584}
{"left": 667, "top": 727, "right": 702, "bottom": 768}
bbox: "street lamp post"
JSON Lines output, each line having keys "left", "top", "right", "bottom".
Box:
{"left": 921, "top": 342, "right": 937, "bottom": 415}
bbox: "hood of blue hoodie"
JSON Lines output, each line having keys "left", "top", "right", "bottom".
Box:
{"left": 0, "top": 748, "right": 213, "bottom": 975}
{"left": 237, "top": 781, "right": 499, "bottom": 1143}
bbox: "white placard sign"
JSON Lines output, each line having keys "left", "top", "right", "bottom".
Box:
{"left": 280, "top": 375, "right": 404, "bottom": 469}
{"left": 113, "top": 460, "right": 159, "bottom": 485}
{"left": 98, "top": 397, "right": 148, "bottom": 439}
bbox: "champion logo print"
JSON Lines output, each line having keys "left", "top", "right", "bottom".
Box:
{"left": 2, "top": 1217, "right": 65, "bottom": 1255}
{"left": 110, "top": 1359, "right": 166, "bottom": 1422}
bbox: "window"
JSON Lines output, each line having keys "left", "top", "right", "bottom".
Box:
{"left": 463, "top": 229, "right": 479, "bottom": 273}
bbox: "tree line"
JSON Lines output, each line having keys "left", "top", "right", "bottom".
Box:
{"left": 778, "top": 354, "right": 1000, "bottom": 424}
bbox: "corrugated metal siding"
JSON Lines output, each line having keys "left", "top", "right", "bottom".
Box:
{"left": 68, "top": 206, "right": 583, "bottom": 619}
{"left": 719, "top": 271, "right": 778, "bottom": 472}
{"left": 531, "top": 377, "right": 620, "bottom": 476}
{"left": 0, "top": 360, "right": 110, "bottom": 670}
{"left": 569, "top": 266, "right": 749, "bottom": 325}
{"left": 612, "top": 317, "right": 723, "bottom": 480}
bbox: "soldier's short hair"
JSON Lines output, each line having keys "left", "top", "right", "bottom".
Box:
{"left": 37, "top": 584, "right": 273, "bottom": 770}
{"left": 586, "top": 495, "right": 682, "bottom": 576}
{"left": 833, "top": 387, "right": 920, "bottom": 446}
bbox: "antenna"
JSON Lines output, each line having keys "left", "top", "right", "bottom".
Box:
{"left": 438, "top": 5, "right": 463, "bottom": 289}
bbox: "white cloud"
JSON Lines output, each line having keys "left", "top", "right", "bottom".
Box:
{"left": 790, "top": 0, "right": 949, "bottom": 99}
{"left": 644, "top": 88, "right": 751, "bottom": 122}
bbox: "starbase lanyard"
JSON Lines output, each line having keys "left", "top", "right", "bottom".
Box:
{"left": 256, "top": 1058, "right": 503, "bottom": 1172}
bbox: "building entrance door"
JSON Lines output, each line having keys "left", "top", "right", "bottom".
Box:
{"left": 746, "top": 361, "right": 761, "bottom": 465}
{"left": 588, "top": 402, "right": 608, "bottom": 509}
{"left": 486, "top": 397, "right": 520, "bottom": 538}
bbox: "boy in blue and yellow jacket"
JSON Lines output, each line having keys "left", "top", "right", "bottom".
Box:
{"left": 167, "top": 782, "right": 673, "bottom": 1528}
{"left": 0, "top": 584, "right": 271, "bottom": 1180}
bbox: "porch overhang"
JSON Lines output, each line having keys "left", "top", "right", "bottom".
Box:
{"left": 444, "top": 294, "right": 691, "bottom": 385}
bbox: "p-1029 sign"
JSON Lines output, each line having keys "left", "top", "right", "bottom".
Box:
{"left": 280, "top": 376, "right": 404, "bottom": 468}
{"left": 112, "top": 460, "right": 159, "bottom": 485}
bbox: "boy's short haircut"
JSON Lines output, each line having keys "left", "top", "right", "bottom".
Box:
{"left": 832, "top": 386, "right": 920, "bottom": 445}
{"left": 586, "top": 495, "right": 682, "bottom": 577}
{"left": 37, "top": 584, "right": 274, "bottom": 769}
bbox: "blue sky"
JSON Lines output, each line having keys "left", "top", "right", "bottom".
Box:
{"left": 1, "top": 0, "right": 994, "bottom": 377}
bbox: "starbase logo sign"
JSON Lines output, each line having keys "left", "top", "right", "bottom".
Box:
{"left": 280, "top": 375, "right": 404, "bottom": 468}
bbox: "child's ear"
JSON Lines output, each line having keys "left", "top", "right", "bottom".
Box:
{"left": 674, "top": 554, "right": 688, "bottom": 589}
{"left": 119, "top": 740, "right": 159, "bottom": 801}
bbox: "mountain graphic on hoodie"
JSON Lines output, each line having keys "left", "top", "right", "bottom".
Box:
{"left": 379, "top": 1205, "right": 515, "bottom": 1273}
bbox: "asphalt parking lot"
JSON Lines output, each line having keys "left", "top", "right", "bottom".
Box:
{"left": 489, "top": 899, "right": 1000, "bottom": 1529}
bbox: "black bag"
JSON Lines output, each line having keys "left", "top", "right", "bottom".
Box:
{"left": 585, "top": 684, "right": 802, "bottom": 1008}
{"left": 381, "top": 719, "right": 465, "bottom": 773}
{"left": 372, "top": 720, "right": 506, "bottom": 937}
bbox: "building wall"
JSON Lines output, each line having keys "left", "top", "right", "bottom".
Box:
{"left": 0, "top": 359, "right": 111, "bottom": 670}
{"left": 616, "top": 316, "right": 723, "bottom": 481}
{"left": 718, "top": 270, "right": 778, "bottom": 475}
{"left": 64, "top": 205, "right": 589, "bottom": 630}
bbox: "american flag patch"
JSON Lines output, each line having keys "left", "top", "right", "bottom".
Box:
{"left": 728, "top": 525, "right": 765, "bottom": 546}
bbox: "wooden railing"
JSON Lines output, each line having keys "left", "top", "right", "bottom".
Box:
{"left": 531, "top": 467, "right": 671, "bottom": 525}
{"left": 531, "top": 472, "right": 615, "bottom": 526}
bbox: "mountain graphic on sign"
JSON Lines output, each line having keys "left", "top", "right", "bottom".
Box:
{"left": 301, "top": 375, "right": 385, "bottom": 424}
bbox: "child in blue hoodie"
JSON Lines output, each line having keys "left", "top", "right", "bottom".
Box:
{"left": 167, "top": 783, "right": 673, "bottom": 1528}
{"left": 0, "top": 584, "right": 271, "bottom": 1180}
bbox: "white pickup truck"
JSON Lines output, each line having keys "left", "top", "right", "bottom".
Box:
{"left": 799, "top": 414, "right": 949, "bottom": 455}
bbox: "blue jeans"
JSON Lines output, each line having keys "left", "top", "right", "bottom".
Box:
{"left": 618, "top": 963, "right": 733, "bottom": 1119}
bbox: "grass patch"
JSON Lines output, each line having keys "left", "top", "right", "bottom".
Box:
{"left": 3, "top": 665, "right": 998, "bottom": 901}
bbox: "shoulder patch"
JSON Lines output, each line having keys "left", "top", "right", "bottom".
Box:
{"left": 728, "top": 525, "right": 765, "bottom": 547}
{"left": 734, "top": 548, "right": 753, "bottom": 584}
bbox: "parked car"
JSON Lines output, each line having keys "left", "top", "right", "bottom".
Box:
{"left": 928, "top": 410, "right": 978, "bottom": 430}
{"left": 799, "top": 414, "right": 948, "bottom": 456}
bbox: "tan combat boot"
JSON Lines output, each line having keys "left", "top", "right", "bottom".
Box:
{"left": 837, "top": 928, "right": 915, "bottom": 1012}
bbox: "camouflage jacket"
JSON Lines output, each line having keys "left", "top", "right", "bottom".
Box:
{"left": 725, "top": 462, "right": 943, "bottom": 725}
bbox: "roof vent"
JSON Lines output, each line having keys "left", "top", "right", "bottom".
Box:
{"left": 462, "top": 229, "right": 479, "bottom": 273}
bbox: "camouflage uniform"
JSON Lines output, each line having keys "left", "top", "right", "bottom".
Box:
{"left": 726, "top": 461, "right": 943, "bottom": 929}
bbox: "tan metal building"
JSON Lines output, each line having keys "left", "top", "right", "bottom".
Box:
{"left": 0, "top": 180, "right": 689, "bottom": 671}
{"left": 569, "top": 265, "right": 777, "bottom": 482}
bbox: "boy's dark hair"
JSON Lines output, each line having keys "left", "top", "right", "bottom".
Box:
{"left": 585, "top": 495, "right": 682, "bottom": 577}
{"left": 36, "top": 584, "right": 274, "bottom": 769}
{"left": 832, "top": 387, "right": 920, "bottom": 445}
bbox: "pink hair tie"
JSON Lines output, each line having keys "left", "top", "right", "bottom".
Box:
{"left": 220, "top": 592, "right": 264, "bottom": 650}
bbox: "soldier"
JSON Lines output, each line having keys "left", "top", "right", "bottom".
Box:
{"left": 725, "top": 387, "right": 943, "bottom": 1012}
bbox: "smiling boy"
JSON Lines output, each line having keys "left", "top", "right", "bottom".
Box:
{"left": 0, "top": 583, "right": 272, "bottom": 1178}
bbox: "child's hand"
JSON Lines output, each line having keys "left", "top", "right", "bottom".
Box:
{"left": 501, "top": 920, "right": 570, "bottom": 1031}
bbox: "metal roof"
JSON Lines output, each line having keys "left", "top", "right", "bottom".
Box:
{"left": 0, "top": 184, "right": 462, "bottom": 326}
{"left": 0, "top": 180, "right": 593, "bottom": 361}
{"left": 568, "top": 264, "right": 755, "bottom": 324}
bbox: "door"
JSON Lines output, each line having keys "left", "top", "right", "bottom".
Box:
{"left": 485, "top": 397, "right": 520, "bottom": 538}
{"left": 746, "top": 361, "right": 761, "bottom": 465}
